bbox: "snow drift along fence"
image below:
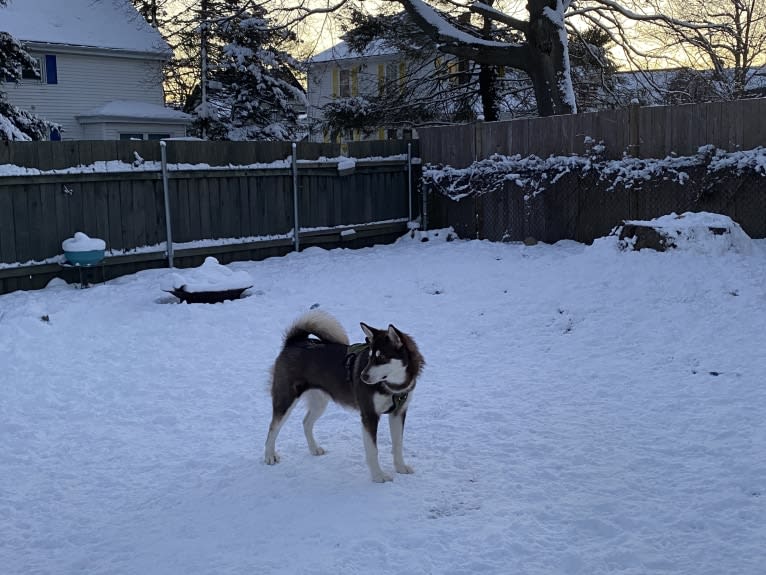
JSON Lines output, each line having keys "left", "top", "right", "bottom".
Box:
{"left": 0, "top": 140, "right": 419, "bottom": 295}
{"left": 419, "top": 98, "right": 766, "bottom": 165}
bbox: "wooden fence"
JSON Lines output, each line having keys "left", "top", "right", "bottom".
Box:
{"left": 0, "top": 140, "right": 419, "bottom": 295}
{"left": 428, "top": 164, "right": 766, "bottom": 243}
{"left": 419, "top": 98, "right": 766, "bottom": 166}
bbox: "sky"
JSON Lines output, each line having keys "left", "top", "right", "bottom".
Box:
{"left": 1, "top": 215, "right": 765, "bottom": 574}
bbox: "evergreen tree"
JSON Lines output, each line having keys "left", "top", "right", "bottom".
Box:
{"left": 0, "top": 0, "right": 55, "bottom": 141}
{"left": 131, "top": 0, "right": 304, "bottom": 140}
{"left": 205, "top": 4, "right": 305, "bottom": 140}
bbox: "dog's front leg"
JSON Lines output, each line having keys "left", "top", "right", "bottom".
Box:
{"left": 362, "top": 414, "right": 392, "bottom": 483}
{"left": 389, "top": 410, "right": 414, "bottom": 474}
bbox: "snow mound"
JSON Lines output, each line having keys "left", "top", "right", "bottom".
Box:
{"left": 61, "top": 232, "right": 106, "bottom": 252}
{"left": 618, "top": 212, "right": 752, "bottom": 255}
{"left": 163, "top": 257, "right": 253, "bottom": 293}
{"left": 396, "top": 227, "right": 458, "bottom": 244}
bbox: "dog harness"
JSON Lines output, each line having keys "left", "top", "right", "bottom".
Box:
{"left": 345, "top": 343, "right": 409, "bottom": 414}
{"left": 386, "top": 392, "right": 409, "bottom": 414}
{"left": 344, "top": 342, "right": 369, "bottom": 382}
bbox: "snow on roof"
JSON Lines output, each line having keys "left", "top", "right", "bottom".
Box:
{"left": 77, "top": 100, "right": 191, "bottom": 122}
{"left": 0, "top": 0, "right": 170, "bottom": 55}
{"left": 310, "top": 39, "right": 399, "bottom": 64}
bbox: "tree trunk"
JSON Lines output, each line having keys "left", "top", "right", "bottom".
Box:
{"left": 398, "top": 0, "right": 576, "bottom": 118}
{"left": 479, "top": 65, "right": 499, "bottom": 121}
{"left": 525, "top": 0, "right": 576, "bottom": 116}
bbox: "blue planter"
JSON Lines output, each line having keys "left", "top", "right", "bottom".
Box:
{"left": 64, "top": 249, "right": 105, "bottom": 266}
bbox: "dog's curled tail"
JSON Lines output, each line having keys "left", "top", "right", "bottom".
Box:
{"left": 283, "top": 310, "right": 350, "bottom": 346}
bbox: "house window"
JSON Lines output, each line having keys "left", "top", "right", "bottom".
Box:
{"left": 45, "top": 55, "right": 58, "bottom": 84}
{"left": 339, "top": 69, "right": 351, "bottom": 98}
{"left": 120, "top": 133, "right": 171, "bottom": 141}
{"left": 448, "top": 60, "right": 469, "bottom": 85}
{"left": 10, "top": 55, "right": 57, "bottom": 84}
{"left": 21, "top": 58, "right": 41, "bottom": 81}
{"left": 378, "top": 62, "right": 403, "bottom": 97}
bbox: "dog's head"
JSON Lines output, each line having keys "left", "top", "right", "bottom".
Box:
{"left": 358, "top": 322, "right": 409, "bottom": 386}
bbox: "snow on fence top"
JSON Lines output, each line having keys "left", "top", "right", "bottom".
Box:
{"left": 0, "top": 155, "right": 408, "bottom": 178}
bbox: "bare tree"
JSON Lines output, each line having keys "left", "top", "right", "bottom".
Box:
{"left": 638, "top": 0, "right": 765, "bottom": 99}
{"left": 571, "top": 0, "right": 766, "bottom": 101}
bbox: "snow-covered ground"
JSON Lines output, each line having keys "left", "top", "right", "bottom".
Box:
{"left": 1, "top": 227, "right": 765, "bottom": 575}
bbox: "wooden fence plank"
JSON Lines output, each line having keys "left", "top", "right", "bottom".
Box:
{"left": 741, "top": 99, "right": 766, "bottom": 150}
{"left": 0, "top": 186, "right": 17, "bottom": 263}
{"left": 12, "top": 185, "right": 32, "bottom": 263}
{"left": 0, "top": 141, "right": 10, "bottom": 165}
{"left": 198, "top": 177, "right": 212, "bottom": 239}
{"left": 37, "top": 183, "right": 60, "bottom": 258}
{"left": 144, "top": 181, "right": 162, "bottom": 248}
{"left": 208, "top": 177, "right": 222, "bottom": 238}
{"left": 133, "top": 181, "right": 149, "bottom": 248}
{"left": 170, "top": 178, "right": 188, "bottom": 243}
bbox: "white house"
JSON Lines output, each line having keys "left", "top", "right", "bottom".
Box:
{"left": 0, "top": 0, "right": 190, "bottom": 140}
{"left": 306, "top": 40, "right": 420, "bottom": 142}
{"left": 306, "top": 38, "right": 493, "bottom": 142}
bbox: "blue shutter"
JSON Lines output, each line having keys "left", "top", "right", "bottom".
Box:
{"left": 45, "top": 55, "right": 58, "bottom": 84}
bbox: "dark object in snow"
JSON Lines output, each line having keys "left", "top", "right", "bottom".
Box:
{"left": 310, "top": 303, "right": 320, "bottom": 309}
{"left": 617, "top": 213, "right": 735, "bottom": 252}
{"left": 618, "top": 224, "right": 672, "bottom": 251}
{"left": 166, "top": 285, "right": 251, "bottom": 304}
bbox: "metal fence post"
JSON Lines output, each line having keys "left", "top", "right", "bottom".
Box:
{"left": 628, "top": 100, "right": 641, "bottom": 158}
{"left": 407, "top": 142, "right": 413, "bottom": 223}
{"left": 160, "top": 140, "right": 174, "bottom": 268}
{"left": 291, "top": 142, "right": 300, "bottom": 252}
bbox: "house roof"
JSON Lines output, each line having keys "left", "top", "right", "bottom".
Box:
{"left": 77, "top": 100, "right": 191, "bottom": 124}
{"left": 309, "top": 40, "right": 399, "bottom": 64}
{"left": 0, "top": 0, "right": 170, "bottom": 56}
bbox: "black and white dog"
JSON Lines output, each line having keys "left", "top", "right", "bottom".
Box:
{"left": 264, "top": 310, "right": 424, "bottom": 482}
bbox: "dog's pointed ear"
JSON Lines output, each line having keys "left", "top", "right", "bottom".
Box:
{"left": 387, "top": 324, "right": 403, "bottom": 348}
{"left": 360, "top": 322, "right": 374, "bottom": 341}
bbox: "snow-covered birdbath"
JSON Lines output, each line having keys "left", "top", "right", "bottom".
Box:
{"left": 163, "top": 256, "right": 253, "bottom": 304}
{"left": 61, "top": 232, "right": 106, "bottom": 266}
{"left": 60, "top": 232, "right": 107, "bottom": 288}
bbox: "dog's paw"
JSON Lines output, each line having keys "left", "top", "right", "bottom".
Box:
{"left": 310, "top": 446, "right": 326, "bottom": 456}
{"left": 264, "top": 452, "right": 280, "bottom": 465}
{"left": 372, "top": 471, "right": 393, "bottom": 483}
{"left": 395, "top": 463, "right": 414, "bottom": 474}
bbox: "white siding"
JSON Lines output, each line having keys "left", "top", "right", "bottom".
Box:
{"left": 4, "top": 49, "right": 166, "bottom": 140}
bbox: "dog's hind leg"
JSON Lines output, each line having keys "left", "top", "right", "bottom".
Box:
{"left": 264, "top": 387, "right": 298, "bottom": 465}
{"left": 303, "top": 390, "right": 329, "bottom": 456}
{"left": 389, "top": 410, "right": 414, "bottom": 475}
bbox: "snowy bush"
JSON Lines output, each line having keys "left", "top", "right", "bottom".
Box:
{"left": 424, "top": 146, "right": 766, "bottom": 200}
